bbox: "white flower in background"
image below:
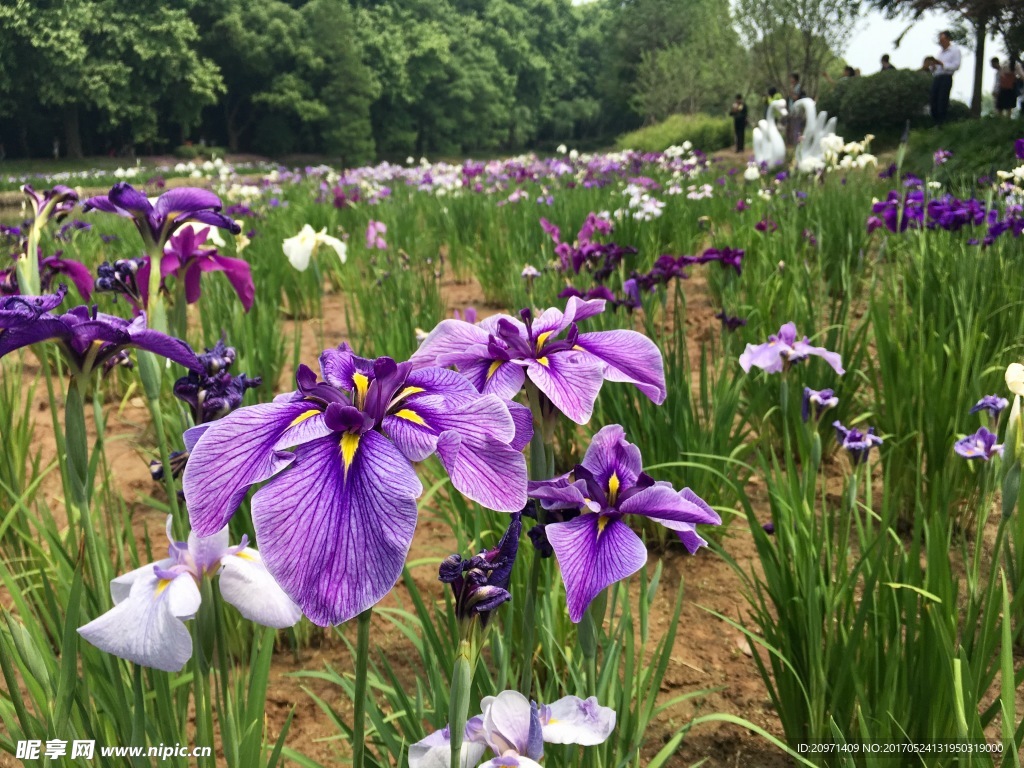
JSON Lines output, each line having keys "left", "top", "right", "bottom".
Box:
{"left": 569, "top": 149, "right": 579, "bottom": 160}
{"left": 283, "top": 224, "right": 347, "bottom": 271}
{"left": 1007, "top": 363, "right": 1024, "bottom": 397}
{"left": 521, "top": 264, "right": 541, "bottom": 278}
{"left": 743, "top": 165, "right": 760, "bottom": 181}
{"left": 557, "top": 144, "right": 568, "bottom": 154}
{"left": 856, "top": 154, "right": 877, "bottom": 168}
{"left": 798, "top": 157, "right": 825, "bottom": 173}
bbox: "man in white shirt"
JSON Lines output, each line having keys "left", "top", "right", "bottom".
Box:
{"left": 928, "top": 30, "right": 961, "bottom": 124}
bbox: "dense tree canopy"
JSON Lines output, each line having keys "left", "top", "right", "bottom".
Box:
{"left": 0, "top": 0, "right": 869, "bottom": 160}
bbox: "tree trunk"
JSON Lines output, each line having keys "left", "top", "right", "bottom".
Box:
{"left": 971, "top": 17, "right": 987, "bottom": 118}
{"left": 63, "top": 106, "right": 83, "bottom": 159}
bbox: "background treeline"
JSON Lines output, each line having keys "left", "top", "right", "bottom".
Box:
{"left": 1, "top": 0, "right": 1022, "bottom": 163}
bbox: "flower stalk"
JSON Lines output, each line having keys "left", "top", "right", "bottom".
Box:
{"left": 352, "top": 608, "right": 373, "bottom": 768}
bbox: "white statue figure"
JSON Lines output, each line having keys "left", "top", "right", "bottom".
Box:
{"left": 752, "top": 99, "right": 788, "bottom": 168}
{"left": 793, "top": 97, "right": 838, "bottom": 172}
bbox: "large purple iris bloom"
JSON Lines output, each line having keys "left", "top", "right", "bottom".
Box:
{"left": 410, "top": 297, "right": 665, "bottom": 425}
{"left": 183, "top": 344, "right": 530, "bottom": 626}
{"left": 528, "top": 425, "right": 719, "bottom": 622}
{"left": 0, "top": 286, "right": 201, "bottom": 376}
{"left": 83, "top": 183, "right": 240, "bottom": 249}
{"left": 739, "top": 322, "right": 844, "bottom": 375}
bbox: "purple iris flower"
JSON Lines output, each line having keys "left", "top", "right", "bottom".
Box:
{"left": 410, "top": 297, "right": 666, "bottom": 425}
{"left": 439, "top": 513, "right": 520, "bottom": 627}
{"left": 833, "top": 421, "right": 883, "bottom": 465}
{"left": 1015, "top": 139, "right": 1024, "bottom": 161}
{"left": 527, "top": 425, "right": 719, "bottom": 622}
{"left": 0, "top": 287, "right": 201, "bottom": 377}
{"left": 714, "top": 310, "right": 747, "bottom": 331}
{"left": 954, "top": 427, "right": 1003, "bottom": 461}
{"left": 138, "top": 225, "right": 254, "bottom": 311}
{"left": 410, "top": 690, "right": 615, "bottom": 768}
{"left": 934, "top": 149, "right": 953, "bottom": 166}
{"left": 82, "top": 182, "right": 240, "bottom": 249}
{"left": 78, "top": 517, "right": 301, "bottom": 672}
{"left": 183, "top": 344, "right": 530, "bottom": 626}
{"left": 173, "top": 337, "right": 261, "bottom": 424}
{"left": 23, "top": 184, "right": 79, "bottom": 221}
{"left": 95, "top": 258, "right": 147, "bottom": 309}
{"left": 55, "top": 219, "right": 91, "bottom": 242}
{"left": 802, "top": 387, "right": 838, "bottom": 422}
{"left": 739, "top": 323, "right": 845, "bottom": 376}
{"left": 970, "top": 395, "right": 1009, "bottom": 417}
{"left": 366, "top": 220, "right": 388, "bottom": 250}
{"left": 0, "top": 251, "right": 94, "bottom": 300}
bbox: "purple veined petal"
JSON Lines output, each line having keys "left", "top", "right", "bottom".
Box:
{"left": 78, "top": 570, "right": 201, "bottom": 672}
{"left": 738, "top": 341, "right": 786, "bottom": 374}
{"left": 0, "top": 316, "right": 69, "bottom": 357}
{"left": 208, "top": 254, "right": 255, "bottom": 311}
{"left": 505, "top": 400, "right": 534, "bottom": 452}
{"left": 108, "top": 183, "right": 155, "bottom": 218}
{"left": 452, "top": 357, "right": 528, "bottom": 400}
{"left": 64, "top": 315, "right": 129, "bottom": 357}
{"left": 403, "top": 365, "right": 487, "bottom": 406}
{"left": 579, "top": 424, "right": 643, "bottom": 491}
{"left": 319, "top": 344, "right": 373, "bottom": 391}
{"left": 435, "top": 431, "right": 527, "bottom": 512}
{"left": 183, "top": 262, "right": 204, "bottom": 305}
{"left": 540, "top": 696, "right": 617, "bottom": 746}
{"left": 187, "top": 210, "right": 242, "bottom": 235}
{"left": 665, "top": 522, "right": 708, "bottom": 554}
{"left": 81, "top": 194, "right": 127, "bottom": 216}
{"left": 525, "top": 353, "right": 605, "bottom": 425}
{"left": 483, "top": 690, "right": 538, "bottom": 758}
{"left": 562, "top": 296, "right": 607, "bottom": 325}
{"left": 153, "top": 187, "right": 223, "bottom": 219}
{"left": 477, "top": 312, "right": 523, "bottom": 336}
{"left": 790, "top": 340, "right": 845, "bottom": 375}
{"left": 775, "top": 322, "right": 798, "bottom": 346}
{"left": 183, "top": 424, "right": 211, "bottom": 452}
{"left": 574, "top": 329, "right": 667, "bottom": 405}
{"left": 187, "top": 526, "right": 231, "bottom": 573}
{"left": 409, "top": 725, "right": 488, "bottom": 768}
{"left": 183, "top": 401, "right": 332, "bottom": 536}
{"left": 546, "top": 514, "right": 647, "bottom": 623}
{"left": 124, "top": 313, "right": 203, "bottom": 371}
{"left": 528, "top": 477, "right": 591, "bottom": 509}
{"left": 409, "top": 319, "right": 491, "bottom": 369}
{"left": 619, "top": 485, "right": 721, "bottom": 525}
{"left": 44, "top": 257, "right": 94, "bottom": 300}
{"left": 251, "top": 431, "right": 422, "bottom": 626}
{"left": 217, "top": 548, "right": 303, "bottom": 628}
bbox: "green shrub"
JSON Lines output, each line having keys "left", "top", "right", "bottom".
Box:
{"left": 173, "top": 144, "right": 199, "bottom": 159}
{"left": 615, "top": 113, "right": 734, "bottom": 153}
{"left": 818, "top": 69, "right": 934, "bottom": 136}
{"left": 900, "top": 116, "right": 1024, "bottom": 179}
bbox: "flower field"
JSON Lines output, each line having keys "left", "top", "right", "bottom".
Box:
{"left": 1, "top": 138, "right": 1024, "bottom": 767}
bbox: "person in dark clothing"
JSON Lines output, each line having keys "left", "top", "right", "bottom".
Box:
{"left": 925, "top": 31, "right": 960, "bottom": 125}
{"left": 729, "top": 94, "right": 748, "bottom": 152}
{"left": 880, "top": 54, "right": 895, "bottom": 71}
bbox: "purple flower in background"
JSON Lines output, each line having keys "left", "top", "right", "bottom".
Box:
{"left": 1015, "top": 139, "right": 1024, "bottom": 160}
{"left": 78, "top": 517, "right": 301, "bottom": 672}
{"left": 739, "top": 323, "right": 845, "bottom": 375}
{"left": 23, "top": 184, "right": 79, "bottom": 221}
{"left": 755, "top": 219, "right": 778, "bottom": 234}
{"left": 55, "top": 219, "right": 91, "bottom": 242}
{"left": 970, "top": 395, "right": 1009, "bottom": 418}
{"left": 699, "top": 247, "right": 744, "bottom": 275}
{"left": 933, "top": 149, "right": 953, "bottom": 166}
{"left": 411, "top": 297, "right": 666, "bottom": 425}
{"left": 95, "top": 258, "right": 147, "bottom": 309}
{"left": 83, "top": 183, "right": 240, "bottom": 249}
{"left": 866, "top": 216, "right": 885, "bottom": 234}
{"left": 954, "top": 427, "right": 1003, "bottom": 461}
{"left": 802, "top": 387, "right": 838, "bottom": 422}
{"left": 735, "top": 199, "right": 749, "bottom": 212}
{"left": 184, "top": 344, "right": 529, "bottom": 625}
{"left": 366, "top": 220, "right": 388, "bottom": 250}
{"left": 142, "top": 225, "right": 255, "bottom": 311}
{"left": 714, "top": 310, "right": 747, "bottom": 331}
{"left": 173, "top": 337, "right": 261, "bottom": 424}
{"left": 878, "top": 163, "right": 897, "bottom": 179}
{"left": 0, "top": 289, "right": 201, "bottom": 377}
{"left": 833, "top": 421, "right": 883, "bottom": 465}
{"left": 528, "top": 425, "right": 720, "bottom": 622}
{"left": 410, "top": 690, "right": 615, "bottom": 768}
{"left": 439, "top": 513, "right": 520, "bottom": 627}
{"left": 0, "top": 251, "right": 94, "bottom": 300}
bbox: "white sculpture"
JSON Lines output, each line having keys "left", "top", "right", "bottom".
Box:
{"left": 793, "top": 97, "right": 838, "bottom": 172}
{"left": 752, "top": 99, "right": 788, "bottom": 168}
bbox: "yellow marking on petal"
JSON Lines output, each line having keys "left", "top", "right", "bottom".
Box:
{"left": 596, "top": 516, "right": 610, "bottom": 537}
{"left": 234, "top": 550, "right": 257, "bottom": 561}
{"left": 573, "top": 345, "right": 584, "bottom": 351}
{"left": 537, "top": 356, "right": 550, "bottom": 367}
{"left": 608, "top": 472, "right": 620, "bottom": 506}
{"left": 154, "top": 578, "right": 173, "bottom": 598}
{"left": 352, "top": 372, "right": 369, "bottom": 407}
{"left": 288, "top": 409, "right": 320, "bottom": 428}
{"left": 535, "top": 331, "right": 554, "bottom": 349}
{"left": 548, "top": 718, "right": 560, "bottom": 725}
{"left": 394, "top": 408, "right": 427, "bottom": 426}
{"left": 340, "top": 432, "right": 361, "bottom": 475}
{"left": 396, "top": 385, "right": 425, "bottom": 400}
{"left": 486, "top": 360, "right": 503, "bottom": 380}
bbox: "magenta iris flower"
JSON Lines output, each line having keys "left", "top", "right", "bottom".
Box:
{"left": 739, "top": 322, "right": 845, "bottom": 375}
{"left": 411, "top": 297, "right": 666, "bottom": 425}
{"left": 1, "top": 251, "right": 94, "bottom": 300}
{"left": 527, "top": 425, "right": 719, "bottom": 622}
{"left": 366, "top": 220, "right": 388, "bottom": 250}
{"left": 23, "top": 184, "right": 79, "bottom": 221}
{"left": 137, "top": 225, "right": 254, "bottom": 311}
{"left": 0, "top": 286, "right": 201, "bottom": 376}
{"left": 83, "top": 183, "right": 240, "bottom": 249}
{"left": 954, "top": 427, "right": 1003, "bottom": 461}
{"left": 183, "top": 344, "right": 530, "bottom": 626}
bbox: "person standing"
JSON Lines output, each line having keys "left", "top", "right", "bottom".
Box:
{"left": 992, "top": 57, "right": 1018, "bottom": 117}
{"left": 787, "top": 72, "right": 804, "bottom": 145}
{"left": 729, "top": 94, "right": 748, "bottom": 152}
{"left": 880, "top": 54, "right": 896, "bottom": 71}
{"left": 926, "top": 31, "right": 960, "bottom": 125}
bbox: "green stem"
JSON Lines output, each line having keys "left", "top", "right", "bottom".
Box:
{"left": 352, "top": 608, "right": 372, "bottom": 768}
{"left": 448, "top": 638, "right": 475, "bottom": 768}
{"left": 65, "top": 376, "right": 107, "bottom": 592}
{"left": 520, "top": 409, "right": 550, "bottom": 697}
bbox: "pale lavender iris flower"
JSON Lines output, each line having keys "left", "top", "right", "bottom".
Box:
{"left": 78, "top": 517, "right": 301, "bottom": 672}
{"left": 183, "top": 344, "right": 530, "bottom": 626}
{"left": 739, "top": 322, "right": 845, "bottom": 375}
{"left": 528, "top": 425, "right": 720, "bottom": 622}
{"left": 410, "top": 297, "right": 666, "bottom": 425}
{"left": 954, "top": 427, "right": 1003, "bottom": 461}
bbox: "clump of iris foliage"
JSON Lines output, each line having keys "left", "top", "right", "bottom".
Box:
{"left": 0, "top": 137, "right": 1023, "bottom": 768}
